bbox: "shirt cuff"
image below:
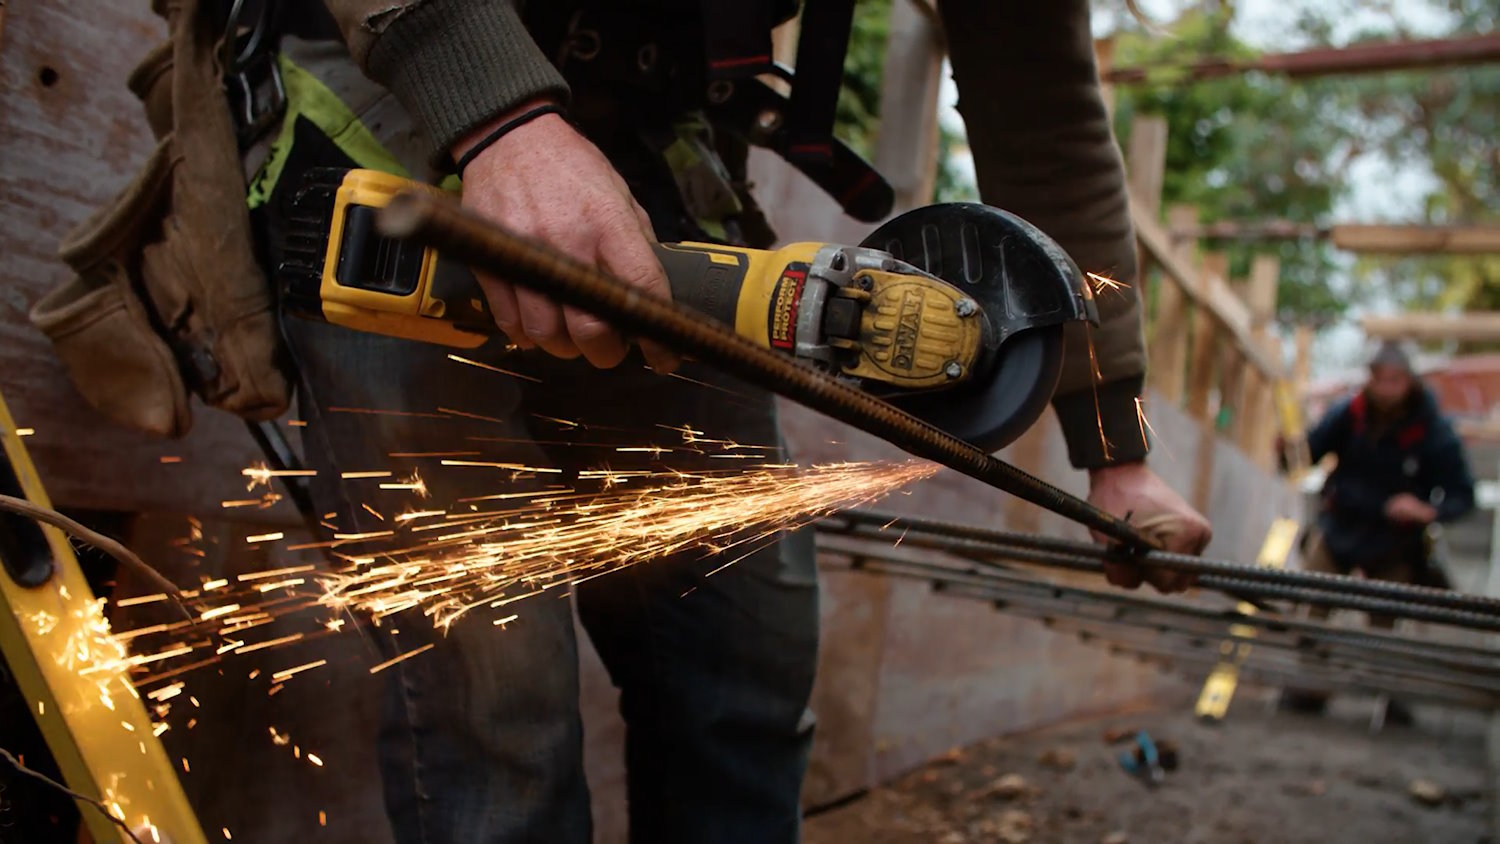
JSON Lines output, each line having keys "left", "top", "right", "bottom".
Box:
{"left": 1051, "top": 374, "right": 1150, "bottom": 470}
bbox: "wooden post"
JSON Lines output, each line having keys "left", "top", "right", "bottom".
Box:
{"left": 1218, "top": 271, "right": 1250, "bottom": 437}
{"left": 1293, "top": 325, "right": 1315, "bottom": 393}
{"left": 1126, "top": 116, "right": 1171, "bottom": 396}
{"left": 1186, "top": 251, "right": 1227, "bottom": 424}
{"left": 1149, "top": 205, "right": 1196, "bottom": 405}
{"left": 1237, "top": 256, "right": 1281, "bottom": 465}
{"left": 1094, "top": 36, "right": 1117, "bottom": 117}
{"left": 1127, "top": 117, "right": 1169, "bottom": 213}
{"left": 873, "top": 0, "right": 945, "bottom": 213}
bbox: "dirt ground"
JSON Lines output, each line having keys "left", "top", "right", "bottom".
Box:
{"left": 803, "top": 694, "right": 1491, "bottom": 844}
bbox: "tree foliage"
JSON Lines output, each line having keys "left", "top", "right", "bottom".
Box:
{"left": 1111, "top": 9, "right": 1349, "bottom": 322}
{"left": 1317, "top": 1, "right": 1500, "bottom": 314}
{"left": 1110, "top": 0, "right": 1498, "bottom": 324}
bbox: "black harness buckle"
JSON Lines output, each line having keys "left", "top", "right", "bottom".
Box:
{"left": 227, "top": 48, "right": 286, "bottom": 150}
{"left": 221, "top": 0, "right": 286, "bottom": 149}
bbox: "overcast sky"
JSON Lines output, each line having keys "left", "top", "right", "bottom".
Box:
{"left": 935, "top": 0, "right": 1464, "bottom": 378}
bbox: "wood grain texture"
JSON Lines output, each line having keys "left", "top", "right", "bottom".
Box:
{"left": 1134, "top": 203, "right": 1281, "bottom": 378}
{"left": 1146, "top": 205, "right": 1195, "bottom": 405}
{"left": 1, "top": 1, "right": 280, "bottom": 517}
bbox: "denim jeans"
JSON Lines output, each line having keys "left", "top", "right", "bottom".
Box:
{"left": 285, "top": 297, "right": 818, "bottom": 844}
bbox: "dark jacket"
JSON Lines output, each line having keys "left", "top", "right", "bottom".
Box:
{"left": 1308, "top": 385, "right": 1476, "bottom": 569}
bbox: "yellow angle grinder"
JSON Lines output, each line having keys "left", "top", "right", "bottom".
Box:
{"left": 277, "top": 168, "right": 1098, "bottom": 451}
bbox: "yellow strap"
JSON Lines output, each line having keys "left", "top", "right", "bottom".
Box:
{"left": 246, "top": 54, "right": 410, "bottom": 209}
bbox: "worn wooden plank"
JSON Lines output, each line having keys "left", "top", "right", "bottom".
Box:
{"left": 1133, "top": 203, "right": 1281, "bottom": 378}
{"left": 1331, "top": 223, "right": 1500, "bottom": 254}
{"left": 1094, "top": 37, "right": 1117, "bottom": 116}
{"left": 1185, "top": 253, "right": 1228, "bottom": 423}
{"left": 1293, "top": 324, "right": 1315, "bottom": 393}
{"left": 1239, "top": 256, "right": 1281, "bottom": 466}
{"left": 1146, "top": 205, "right": 1194, "bottom": 404}
{"left": 0, "top": 1, "right": 281, "bottom": 518}
{"left": 1126, "top": 118, "right": 1169, "bottom": 219}
{"left": 1362, "top": 312, "right": 1500, "bottom": 343}
{"left": 1125, "top": 117, "right": 1169, "bottom": 403}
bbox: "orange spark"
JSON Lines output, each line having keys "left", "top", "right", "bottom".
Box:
{"left": 369, "top": 643, "right": 436, "bottom": 674}
{"left": 271, "top": 659, "right": 327, "bottom": 682}
{"left": 116, "top": 594, "right": 168, "bottom": 608}
{"left": 237, "top": 565, "right": 318, "bottom": 582}
{"left": 446, "top": 353, "right": 542, "bottom": 383}
{"left": 1086, "top": 271, "right": 1130, "bottom": 295}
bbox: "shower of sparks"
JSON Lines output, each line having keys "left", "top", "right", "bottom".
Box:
{"left": 70, "top": 413, "right": 936, "bottom": 831}
{"left": 1086, "top": 271, "right": 1130, "bottom": 296}
{"left": 319, "top": 459, "right": 936, "bottom": 630}
{"left": 114, "top": 458, "right": 935, "bottom": 690}
{"left": 43, "top": 597, "right": 135, "bottom": 713}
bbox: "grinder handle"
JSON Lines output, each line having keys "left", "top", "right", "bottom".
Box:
{"left": 650, "top": 243, "right": 753, "bottom": 330}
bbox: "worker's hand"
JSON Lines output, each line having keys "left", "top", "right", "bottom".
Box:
{"left": 1086, "top": 461, "right": 1212, "bottom": 594}
{"left": 453, "top": 101, "right": 679, "bottom": 372}
{"left": 1384, "top": 492, "right": 1438, "bottom": 526}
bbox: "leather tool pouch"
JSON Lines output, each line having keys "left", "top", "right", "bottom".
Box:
{"left": 29, "top": 0, "right": 289, "bottom": 438}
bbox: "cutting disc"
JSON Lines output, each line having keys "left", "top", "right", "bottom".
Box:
{"left": 860, "top": 203, "right": 1086, "bottom": 452}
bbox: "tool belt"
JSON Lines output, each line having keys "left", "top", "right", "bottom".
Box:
{"left": 29, "top": 0, "right": 289, "bottom": 438}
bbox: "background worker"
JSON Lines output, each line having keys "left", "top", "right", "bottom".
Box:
{"left": 1286, "top": 341, "right": 1476, "bottom": 718}
{"left": 239, "top": 0, "right": 1216, "bottom": 841}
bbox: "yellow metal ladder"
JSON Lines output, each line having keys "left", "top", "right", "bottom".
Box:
{"left": 0, "top": 389, "right": 206, "bottom": 843}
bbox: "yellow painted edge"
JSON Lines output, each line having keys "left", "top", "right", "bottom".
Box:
{"left": 0, "top": 401, "right": 207, "bottom": 843}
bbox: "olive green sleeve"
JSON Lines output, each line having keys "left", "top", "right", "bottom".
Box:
{"left": 939, "top": 0, "right": 1149, "bottom": 469}
{"left": 322, "top": 0, "right": 570, "bottom": 166}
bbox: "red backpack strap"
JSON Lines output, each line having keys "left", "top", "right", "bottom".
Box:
{"left": 1397, "top": 423, "right": 1428, "bottom": 451}
{"left": 1348, "top": 392, "right": 1367, "bottom": 438}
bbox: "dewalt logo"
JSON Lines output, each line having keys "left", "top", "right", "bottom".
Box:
{"left": 891, "top": 289, "right": 923, "bottom": 371}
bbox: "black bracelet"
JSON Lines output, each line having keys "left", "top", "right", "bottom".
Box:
{"left": 454, "top": 104, "right": 565, "bottom": 175}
